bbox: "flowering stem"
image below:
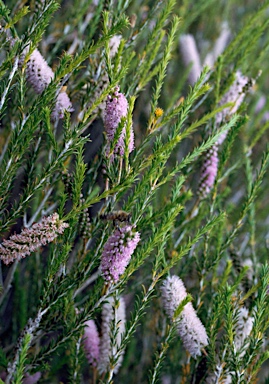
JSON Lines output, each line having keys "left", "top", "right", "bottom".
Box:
{"left": 117, "top": 157, "right": 123, "bottom": 185}
{"left": 149, "top": 324, "right": 176, "bottom": 384}
{"left": 23, "top": 186, "right": 53, "bottom": 228}
{"left": 0, "top": 260, "right": 18, "bottom": 306}
{"left": 33, "top": 286, "right": 119, "bottom": 365}
{"left": 74, "top": 270, "right": 100, "bottom": 298}
{"left": 6, "top": 309, "right": 43, "bottom": 383}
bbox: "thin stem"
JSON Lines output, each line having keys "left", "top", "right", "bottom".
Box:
{"left": 0, "top": 56, "right": 19, "bottom": 113}
{"left": 0, "top": 260, "right": 18, "bottom": 306}
{"left": 74, "top": 270, "right": 100, "bottom": 298}
{"left": 150, "top": 324, "right": 175, "bottom": 384}
{"left": 24, "top": 187, "right": 54, "bottom": 228}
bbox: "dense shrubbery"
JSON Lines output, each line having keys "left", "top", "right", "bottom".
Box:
{"left": 0, "top": 0, "right": 269, "bottom": 383}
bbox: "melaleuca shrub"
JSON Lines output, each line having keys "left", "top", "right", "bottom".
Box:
{"left": 0, "top": 1, "right": 269, "bottom": 383}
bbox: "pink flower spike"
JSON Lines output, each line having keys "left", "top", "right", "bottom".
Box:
{"left": 83, "top": 320, "right": 100, "bottom": 367}
{"left": 21, "top": 48, "right": 73, "bottom": 120}
{"left": 101, "top": 224, "right": 140, "bottom": 283}
{"left": 98, "top": 296, "right": 126, "bottom": 374}
{"left": 161, "top": 275, "right": 208, "bottom": 358}
{"left": 215, "top": 71, "right": 249, "bottom": 144}
{"left": 51, "top": 90, "right": 74, "bottom": 121}
{"left": 0, "top": 213, "right": 69, "bottom": 265}
{"left": 25, "top": 49, "right": 54, "bottom": 94}
{"left": 198, "top": 144, "right": 219, "bottom": 198}
{"left": 104, "top": 87, "right": 134, "bottom": 160}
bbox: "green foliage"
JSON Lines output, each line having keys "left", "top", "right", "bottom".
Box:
{"left": 0, "top": 0, "right": 269, "bottom": 383}
{"left": 12, "top": 333, "right": 32, "bottom": 384}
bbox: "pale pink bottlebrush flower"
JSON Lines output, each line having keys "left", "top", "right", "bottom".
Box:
{"left": 179, "top": 34, "right": 202, "bottom": 86}
{"left": 23, "top": 371, "right": 42, "bottom": 384}
{"left": 98, "top": 296, "right": 126, "bottom": 375}
{"left": 198, "top": 144, "right": 219, "bottom": 198}
{"left": 198, "top": 71, "right": 249, "bottom": 199}
{"left": 215, "top": 71, "right": 249, "bottom": 144}
{"left": 24, "top": 49, "right": 54, "bottom": 94}
{"left": 161, "top": 275, "right": 208, "bottom": 358}
{"left": 161, "top": 276, "right": 187, "bottom": 319}
{"left": 0, "top": 213, "right": 69, "bottom": 265}
{"left": 51, "top": 90, "right": 74, "bottom": 121}
{"left": 101, "top": 224, "right": 140, "bottom": 283}
{"left": 104, "top": 87, "right": 134, "bottom": 160}
{"left": 21, "top": 48, "right": 73, "bottom": 120}
{"left": 83, "top": 320, "right": 100, "bottom": 367}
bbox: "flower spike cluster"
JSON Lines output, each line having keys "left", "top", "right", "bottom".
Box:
{"left": 51, "top": 90, "right": 74, "bottom": 120}
{"left": 179, "top": 24, "right": 231, "bottom": 85}
{"left": 198, "top": 71, "right": 250, "bottom": 198}
{"left": 198, "top": 144, "right": 219, "bottom": 198}
{"left": 83, "top": 320, "right": 100, "bottom": 367}
{"left": 215, "top": 71, "right": 249, "bottom": 144}
{"left": 104, "top": 87, "right": 134, "bottom": 160}
{"left": 161, "top": 275, "right": 208, "bottom": 358}
{"left": 0, "top": 213, "right": 69, "bottom": 265}
{"left": 98, "top": 296, "right": 126, "bottom": 375}
{"left": 24, "top": 49, "right": 54, "bottom": 94}
{"left": 21, "top": 48, "right": 73, "bottom": 120}
{"left": 101, "top": 224, "right": 140, "bottom": 283}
